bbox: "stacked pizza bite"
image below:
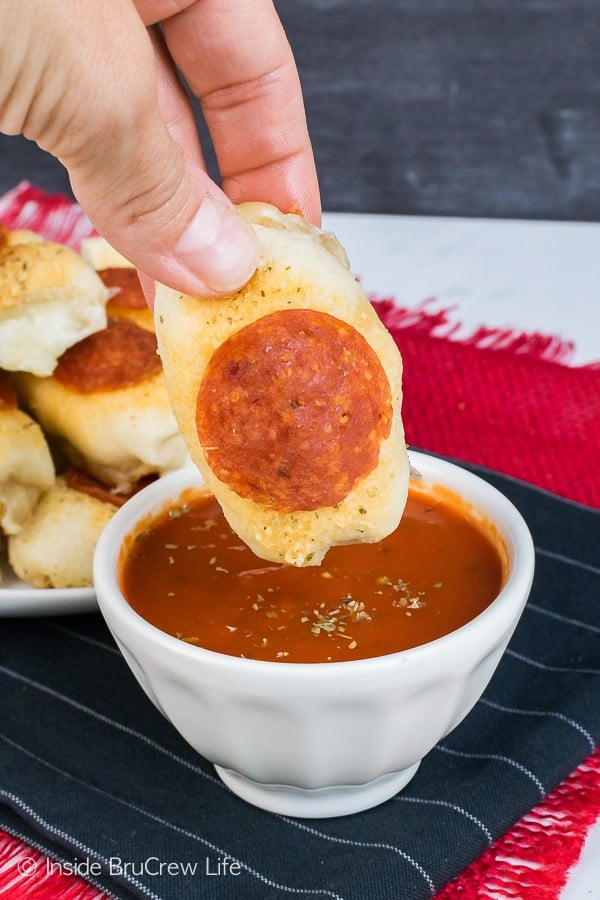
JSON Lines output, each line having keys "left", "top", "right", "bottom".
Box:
{"left": 0, "top": 228, "right": 187, "bottom": 588}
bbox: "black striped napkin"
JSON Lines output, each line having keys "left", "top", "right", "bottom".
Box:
{"left": 1, "top": 460, "right": 598, "bottom": 900}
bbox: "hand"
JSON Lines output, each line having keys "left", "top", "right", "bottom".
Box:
{"left": 0, "top": 0, "right": 321, "bottom": 297}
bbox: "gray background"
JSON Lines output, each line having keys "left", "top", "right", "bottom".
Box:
{"left": 1, "top": 0, "right": 599, "bottom": 220}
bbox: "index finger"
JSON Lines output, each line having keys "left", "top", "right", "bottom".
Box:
{"left": 136, "top": 0, "right": 321, "bottom": 223}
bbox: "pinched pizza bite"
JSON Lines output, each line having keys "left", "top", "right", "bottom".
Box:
{"left": 13, "top": 318, "right": 189, "bottom": 493}
{"left": 0, "top": 240, "right": 109, "bottom": 376}
{"left": 0, "top": 372, "right": 55, "bottom": 536}
{"left": 155, "top": 202, "right": 410, "bottom": 566}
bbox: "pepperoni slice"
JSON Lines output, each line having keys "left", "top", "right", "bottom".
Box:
{"left": 0, "top": 372, "right": 17, "bottom": 409}
{"left": 196, "top": 309, "right": 393, "bottom": 511}
{"left": 66, "top": 468, "right": 157, "bottom": 507}
{"left": 99, "top": 268, "right": 146, "bottom": 310}
{"left": 53, "top": 319, "right": 161, "bottom": 393}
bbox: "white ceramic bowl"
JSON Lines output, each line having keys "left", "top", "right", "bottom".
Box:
{"left": 93, "top": 452, "right": 535, "bottom": 818}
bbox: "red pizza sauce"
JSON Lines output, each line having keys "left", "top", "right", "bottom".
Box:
{"left": 53, "top": 319, "right": 161, "bottom": 393}
{"left": 195, "top": 309, "right": 393, "bottom": 511}
{"left": 120, "top": 483, "right": 505, "bottom": 663}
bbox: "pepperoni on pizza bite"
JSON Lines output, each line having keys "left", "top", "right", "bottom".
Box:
{"left": 155, "top": 202, "right": 410, "bottom": 566}
{"left": 196, "top": 309, "right": 393, "bottom": 511}
{"left": 53, "top": 318, "right": 161, "bottom": 393}
{"left": 12, "top": 318, "right": 187, "bottom": 492}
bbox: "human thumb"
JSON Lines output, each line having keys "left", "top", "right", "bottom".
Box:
{"left": 0, "top": 1, "right": 258, "bottom": 297}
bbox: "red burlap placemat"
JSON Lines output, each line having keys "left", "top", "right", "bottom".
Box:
{"left": 376, "top": 297, "right": 599, "bottom": 510}
{"left": 372, "top": 292, "right": 600, "bottom": 899}
{"left": 0, "top": 183, "right": 598, "bottom": 899}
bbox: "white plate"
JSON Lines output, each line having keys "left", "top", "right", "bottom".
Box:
{"left": 0, "top": 557, "right": 96, "bottom": 617}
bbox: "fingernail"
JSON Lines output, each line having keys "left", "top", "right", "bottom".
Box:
{"left": 175, "top": 196, "right": 259, "bottom": 292}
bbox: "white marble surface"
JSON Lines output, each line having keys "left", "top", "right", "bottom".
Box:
{"left": 561, "top": 816, "right": 600, "bottom": 899}
{"left": 323, "top": 212, "right": 600, "bottom": 365}
{"left": 323, "top": 211, "right": 600, "bottom": 896}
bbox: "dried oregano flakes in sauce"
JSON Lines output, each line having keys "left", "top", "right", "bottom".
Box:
{"left": 120, "top": 487, "right": 504, "bottom": 664}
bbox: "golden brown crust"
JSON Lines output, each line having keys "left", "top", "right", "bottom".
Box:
{"left": 0, "top": 242, "right": 99, "bottom": 310}
{"left": 0, "top": 241, "right": 108, "bottom": 376}
{"left": 0, "top": 227, "right": 44, "bottom": 248}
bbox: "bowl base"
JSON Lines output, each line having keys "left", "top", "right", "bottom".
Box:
{"left": 214, "top": 761, "right": 421, "bottom": 818}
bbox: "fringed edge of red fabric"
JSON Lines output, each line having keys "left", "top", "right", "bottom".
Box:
{"left": 371, "top": 295, "right": 600, "bottom": 369}
{"left": 436, "top": 746, "right": 600, "bottom": 899}
{"left": 0, "top": 830, "right": 108, "bottom": 899}
{"left": 2, "top": 182, "right": 597, "bottom": 370}
{"left": 0, "top": 181, "right": 95, "bottom": 249}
